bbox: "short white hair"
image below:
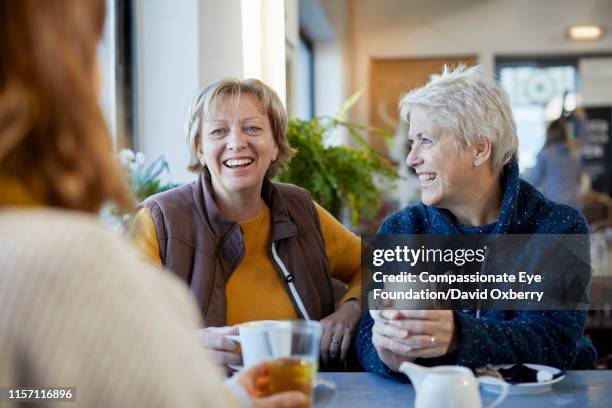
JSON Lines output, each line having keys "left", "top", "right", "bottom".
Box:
{"left": 399, "top": 65, "right": 518, "bottom": 173}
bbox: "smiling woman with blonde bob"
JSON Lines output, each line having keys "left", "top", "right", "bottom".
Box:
{"left": 356, "top": 65, "right": 596, "bottom": 379}
{"left": 131, "top": 78, "right": 362, "bottom": 371}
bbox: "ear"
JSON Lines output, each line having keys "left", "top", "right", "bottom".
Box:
{"left": 471, "top": 137, "right": 492, "bottom": 168}
{"left": 195, "top": 135, "right": 205, "bottom": 165}
{"left": 272, "top": 142, "right": 279, "bottom": 162}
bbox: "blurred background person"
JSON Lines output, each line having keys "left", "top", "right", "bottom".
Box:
{"left": 0, "top": 1, "right": 305, "bottom": 406}
{"left": 525, "top": 118, "right": 583, "bottom": 209}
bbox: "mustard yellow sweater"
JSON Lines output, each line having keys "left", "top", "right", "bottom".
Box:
{"left": 130, "top": 203, "right": 361, "bottom": 325}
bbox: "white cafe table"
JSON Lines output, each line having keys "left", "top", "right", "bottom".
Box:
{"left": 318, "top": 371, "right": 612, "bottom": 407}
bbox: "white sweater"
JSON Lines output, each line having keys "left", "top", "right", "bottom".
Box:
{"left": 0, "top": 208, "right": 242, "bottom": 407}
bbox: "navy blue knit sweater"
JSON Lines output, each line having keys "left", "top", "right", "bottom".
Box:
{"left": 356, "top": 160, "right": 597, "bottom": 380}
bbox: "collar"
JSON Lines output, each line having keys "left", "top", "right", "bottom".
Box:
{"left": 492, "top": 159, "right": 520, "bottom": 234}
{"left": 430, "top": 159, "right": 520, "bottom": 234}
{"left": 196, "top": 168, "right": 298, "bottom": 246}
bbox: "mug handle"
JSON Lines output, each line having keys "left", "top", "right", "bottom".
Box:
{"left": 479, "top": 377, "right": 508, "bottom": 408}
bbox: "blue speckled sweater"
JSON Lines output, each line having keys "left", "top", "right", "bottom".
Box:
{"left": 356, "top": 160, "right": 597, "bottom": 380}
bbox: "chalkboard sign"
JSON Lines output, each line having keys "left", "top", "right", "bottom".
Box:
{"left": 582, "top": 107, "right": 612, "bottom": 195}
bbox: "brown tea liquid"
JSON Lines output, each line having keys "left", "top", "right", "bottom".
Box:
{"left": 268, "top": 357, "right": 317, "bottom": 405}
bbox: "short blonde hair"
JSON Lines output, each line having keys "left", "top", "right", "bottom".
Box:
{"left": 185, "top": 78, "right": 295, "bottom": 178}
{"left": 399, "top": 65, "right": 518, "bottom": 173}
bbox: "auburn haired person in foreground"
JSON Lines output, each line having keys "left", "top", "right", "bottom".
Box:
{"left": 0, "top": 1, "right": 304, "bottom": 406}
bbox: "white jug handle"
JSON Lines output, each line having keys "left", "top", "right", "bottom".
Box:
{"left": 479, "top": 377, "right": 509, "bottom": 408}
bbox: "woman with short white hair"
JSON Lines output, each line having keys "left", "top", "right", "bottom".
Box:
{"left": 356, "top": 65, "right": 595, "bottom": 377}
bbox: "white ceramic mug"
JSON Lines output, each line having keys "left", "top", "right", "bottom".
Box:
{"left": 382, "top": 277, "right": 438, "bottom": 311}
{"left": 226, "top": 320, "right": 292, "bottom": 368}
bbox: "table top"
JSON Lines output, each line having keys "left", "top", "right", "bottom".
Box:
{"left": 318, "top": 371, "right": 612, "bottom": 408}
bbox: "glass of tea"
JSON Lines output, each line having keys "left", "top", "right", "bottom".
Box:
{"left": 260, "top": 320, "right": 322, "bottom": 405}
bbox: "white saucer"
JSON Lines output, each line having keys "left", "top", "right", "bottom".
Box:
{"left": 479, "top": 364, "right": 565, "bottom": 395}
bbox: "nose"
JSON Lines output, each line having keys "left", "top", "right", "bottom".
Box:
{"left": 406, "top": 145, "right": 423, "bottom": 169}
{"left": 227, "top": 126, "right": 247, "bottom": 151}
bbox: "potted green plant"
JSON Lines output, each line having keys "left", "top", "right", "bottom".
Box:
{"left": 276, "top": 94, "right": 399, "bottom": 227}
{"left": 101, "top": 149, "right": 177, "bottom": 233}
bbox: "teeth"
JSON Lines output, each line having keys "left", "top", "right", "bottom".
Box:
{"left": 224, "top": 158, "right": 253, "bottom": 167}
{"left": 419, "top": 173, "right": 436, "bottom": 181}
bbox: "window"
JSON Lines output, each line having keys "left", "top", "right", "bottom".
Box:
{"left": 98, "top": 0, "right": 135, "bottom": 148}
{"left": 295, "top": 33, "right": 314, "bottom": 121}
{"left": 497, "top": 57, "right": 577, "bottom": 171}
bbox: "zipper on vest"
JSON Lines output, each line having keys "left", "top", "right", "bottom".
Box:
{"left": 271, "top": 242, "right": 311, "bottom": 320}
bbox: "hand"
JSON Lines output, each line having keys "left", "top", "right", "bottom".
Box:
{"left": 372, "top": 319, "right": 415, "bottom": 372}
{"left": 235, "top": 362, "right": 309, "bottom": 408}
{"left": 320, "top": 299, "right": 362, "bottom": 365}
{"left": 198, "top": 325, "right": 242, "bottom": 367}
{"left": 378, "top": 309, "right": 458, "bottom": 359}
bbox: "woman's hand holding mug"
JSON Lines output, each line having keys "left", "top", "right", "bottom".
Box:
{"left": 198, "top": 325, "right": 243, "bottom": 367}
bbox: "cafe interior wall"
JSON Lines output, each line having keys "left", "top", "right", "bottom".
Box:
{"left": 300, "top": 0, "right": 612, "bottom": 208}
{"left": 345, "top": 0, "right": 612, "bottom": 130}
{"left": 128, "top": 0, "right": 612, "bottom": 185}
{"left": 133, "top": 0, "right": 287, "bottom": 184}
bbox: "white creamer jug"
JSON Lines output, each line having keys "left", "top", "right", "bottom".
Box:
{"left": 400, "top": 361, "right": 508, "bottom": 408}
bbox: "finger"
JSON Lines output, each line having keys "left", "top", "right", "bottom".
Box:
{"left": 213, "top": 350, "right": 243, "bottom": 366}
{"left": 404, "top": 346, "right": 445, "bottom": 359}
{"left": 403, "top": 334, "right": 437, "bottom": 350}
{"left": 255, "top": 391, "right": 308, "bottom": 408}
{"left": 328, "top": 323, "right": 343, "bottom": 360}
{"left": 379, "top": 297, "right": 394, "bottom": 308}
{"left": 372, "top": 332, "right": 413, "bottom": 355}
{"left": 381, "top": 309, "right": 428, "bottom": 320}
{"left": 202, "top": 332, "right": 239, "bottom": 352}
{"left": 369, "top": 309, "right": 391, "bottom": 324}
{"left": 329, "top": 331, "right": 341, "bottom": 361}
{"left": 340, "top": 328, "right": 352, "bottom": 361}
{"left": 255, "top": 376, "right": 271, "bottom": 397}
{"left": 385, "top": 318, "right": 437, "bottom": 335}
{"left": 373, "top": 322, "right": 408, "bottom": 339}
{"left": 205, "top": 325, "right": 240, "bottom": 335}
{"left": 379, "top": 310, "right": 402, "bottom": 320}
{"left": 320, "top": 323, "right": 333, "bottom": 365}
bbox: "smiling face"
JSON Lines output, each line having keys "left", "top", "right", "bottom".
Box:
{"left": 197, "top": 93, "right": 278, "bottom": 201}
{"left": 407, "top": 106, "right": 476, "bottom": 210}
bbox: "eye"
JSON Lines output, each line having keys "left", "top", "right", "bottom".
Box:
{"left": 244, "top": 126, "right": 262, "bottom": 135}
{"left": 209, "top": 128, "right": 227, "bottom": 138}
{"left": 421, "top": 138, "right": 433, "bottom": 145}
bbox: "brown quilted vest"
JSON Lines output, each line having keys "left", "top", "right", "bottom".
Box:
{"left": 140, "top": 170, "right": 335, "bottom": 327}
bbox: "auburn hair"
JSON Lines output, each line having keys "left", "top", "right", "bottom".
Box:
{"left": 0, "top": 0, "right": 132, "bottom": 212}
